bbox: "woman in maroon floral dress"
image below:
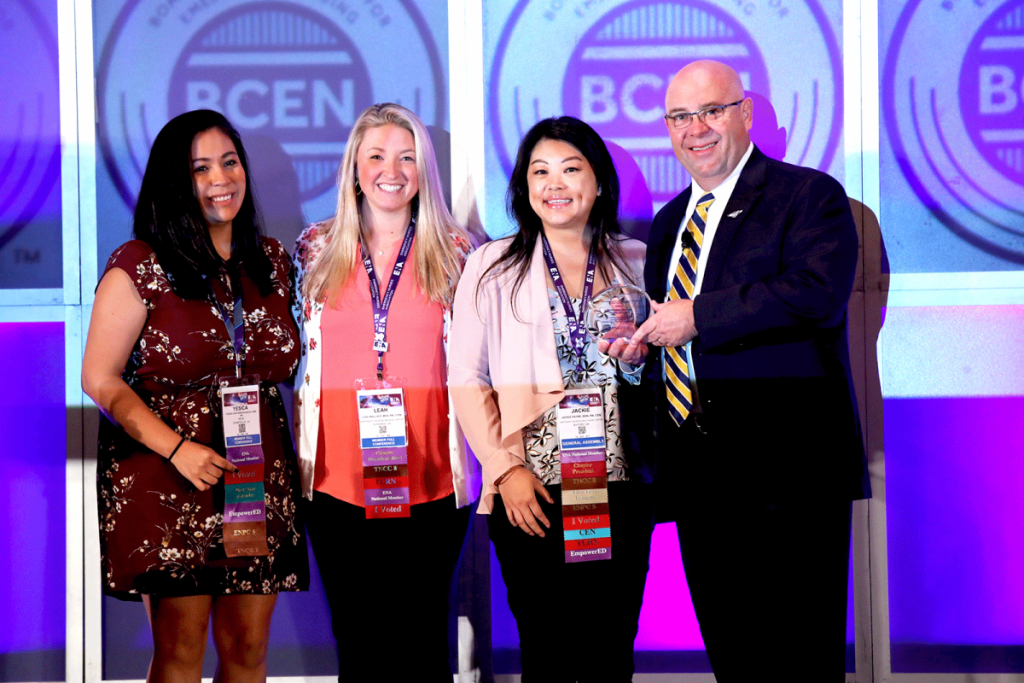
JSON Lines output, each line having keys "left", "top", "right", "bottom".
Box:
{"left": 82, "top": 110, "right": 308, "bottom": 683}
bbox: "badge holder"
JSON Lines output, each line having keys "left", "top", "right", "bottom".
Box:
{"left": 219, "top": 374, "right": 270, "bottom": 557}
{"left": 556, "top": 387, "right": 612, "bottom": 562}
{"left": 355, "top": 375, "right": 411, "bottom": 519}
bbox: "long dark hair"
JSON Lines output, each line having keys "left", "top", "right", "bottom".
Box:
{"left": 133, "top": 109, "right": 273, "bottom": 300}
{"left": 478, "top": 116, "right": 631, "bottom": 310}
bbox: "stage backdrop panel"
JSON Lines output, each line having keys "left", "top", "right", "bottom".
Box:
{"left": 92, "top": 0, "right": 450, "bottom": 269}
{"left": 881, "top": 0, "right": 1024, "bottom": 272}
{"left": 482, "top": 0, "right": 847, "bottom": 241}
{"left": 880, "top": 305, "right": 1024, "bottom": 673}
{"left": 0, "top": 0, "right": 63, "bottom": 289}
{"left": 881, "top": 0, "right": 1024, "bottom": 669}
{"left": 0, "top": 322, "right": 66, "bottom": 681}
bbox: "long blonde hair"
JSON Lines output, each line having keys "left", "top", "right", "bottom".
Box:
{"left": 301, "top": 103, "right": 468, "bottom": 305}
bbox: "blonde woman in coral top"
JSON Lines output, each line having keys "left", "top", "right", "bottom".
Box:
{"left": 291, "top": 103, "right": 479, "bottom": 682}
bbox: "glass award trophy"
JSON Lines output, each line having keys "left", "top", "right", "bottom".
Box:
{"left": 584, "top": 284, "right": 653, "bottom": 344}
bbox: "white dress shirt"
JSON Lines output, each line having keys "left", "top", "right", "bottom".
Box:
{"left": 663, "top": 142, "right": 754, "bottom": 383}
{"left": 664, "top": 142, "right": 755, "bottom": 297}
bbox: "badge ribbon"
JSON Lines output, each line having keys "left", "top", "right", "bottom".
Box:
{"left": 557, "top": 389, "right": 611, "bottom": 563}
{"left": 214, "top": 280, "right": 269, "bottom": 557}
{"left": 540, "top": 234, "right": 611, "bottom": 561}
{"left": 357, "top": 387, "right": 411, "bottom": 519}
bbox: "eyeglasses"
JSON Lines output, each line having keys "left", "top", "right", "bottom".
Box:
{"left": 663, "top": 100, "right": 745, "bottom": 130}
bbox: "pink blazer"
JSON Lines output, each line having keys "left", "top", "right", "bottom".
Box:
{"left": 449, "top": 235, "right": 645, "bottom": 512}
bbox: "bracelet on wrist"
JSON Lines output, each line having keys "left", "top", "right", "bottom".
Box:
{"left": 494, "top": 465, "right": 523, "bottom": 487}
{"left": 167, "top": 435, "right": 187, "bottom": 462}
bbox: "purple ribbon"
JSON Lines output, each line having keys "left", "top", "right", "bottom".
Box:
{"left": 540, "top": 233, "right": 599, "bottom": 379}
{"left": 361, "top": 219, "right": 416, "bottom": 380}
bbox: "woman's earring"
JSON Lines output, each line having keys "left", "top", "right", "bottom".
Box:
{"left": 596, "top": 185, "right": 602, "bottom": 196}
{"left": 354, "top": 178, "right": 362, "bottom": 195}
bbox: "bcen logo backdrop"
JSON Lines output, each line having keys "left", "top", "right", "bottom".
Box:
{"left": 0, "top": 0, "right": 62, "bottom": 289}
{"left": 484, "top": 0, "right": 843, "bottom": 238}
{"left": 95, "top": 0, "right": 446, "bottom": 262}
{"left": 885, "top": 0, "right": 1024, "bottom": 267}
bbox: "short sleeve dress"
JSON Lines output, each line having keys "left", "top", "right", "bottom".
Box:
{"left": 97, "top": 238, "right": 309, "bottom": 600}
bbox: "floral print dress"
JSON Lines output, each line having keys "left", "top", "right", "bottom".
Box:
{"left": 97, "top": 239, "right": 309, "bottom": 600}
{"left": 521, "top": 284, "right": 641, "bottom": 485}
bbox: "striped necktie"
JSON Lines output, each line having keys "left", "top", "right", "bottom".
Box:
{"left": 665, "top": 192, "right": 714, "bottom": 426}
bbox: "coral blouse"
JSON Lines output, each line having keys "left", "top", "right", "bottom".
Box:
{"left": 315, "top": 246, "right": 454, "bottom": 506}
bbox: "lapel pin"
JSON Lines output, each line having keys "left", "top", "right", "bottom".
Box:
{"left": 727, "top": 210, "right": 743, "bottom": 218}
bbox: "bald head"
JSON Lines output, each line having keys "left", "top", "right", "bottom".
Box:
{"left": 663, "top": 60, "right": 752, "bottom": 190}
{"left": 667, "top": 60, "right": 745, "bottom": 107}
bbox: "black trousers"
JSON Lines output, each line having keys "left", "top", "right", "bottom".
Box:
{"left": 489, "top": 481, "right": 656, "bottom": 682}
{"left": 669, "top": 418, "right": 854, "bottom": 682}
{"left": 306, "top": 491, "right": 472, "bottom": 683}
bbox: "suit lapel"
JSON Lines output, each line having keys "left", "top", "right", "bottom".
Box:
{"left": 700, "top": 147, "right": 768, "bottom": 293}
{"left": 649, "top": 187, "right": 692, "bottom": 301}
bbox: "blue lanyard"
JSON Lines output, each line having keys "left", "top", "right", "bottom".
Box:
{"left": 212, "top": 276, "right": 245, "bottom": 380}
{"left": 361, "top": 219, "right": 416, "bottom": 381}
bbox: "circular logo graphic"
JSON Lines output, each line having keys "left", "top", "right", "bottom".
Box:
{"left": 0, "top": 0, "right": 61, "bottom": 253}
{"left": 97, "top": 0, "right": 445, "bottom": 216}
{"left": 490, "top": 0, "right": 842, "bottom": 206}
{"left": 885, "top": 0, "right": 1024, "bottom": 263}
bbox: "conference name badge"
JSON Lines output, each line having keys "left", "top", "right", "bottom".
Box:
{"left": 557, "top": 388, "right": 611, "bottom": 563}
{"left": 219, "top": 375, "right": 269, "bottom": 557}
{"left": 356, "top": 385, "right": 410, "bottom": 519}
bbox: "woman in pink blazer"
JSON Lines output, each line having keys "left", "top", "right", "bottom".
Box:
{"left": 450, "top": 116, "right": 655, "bottom": 681}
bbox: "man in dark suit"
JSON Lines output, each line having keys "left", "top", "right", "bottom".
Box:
{"left": 606, "top": 60, "right": 871, "bottom": 681}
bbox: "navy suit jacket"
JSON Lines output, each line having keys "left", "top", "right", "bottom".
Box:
{"left": 640, "top": 146, "right": 871, "bottom": 510}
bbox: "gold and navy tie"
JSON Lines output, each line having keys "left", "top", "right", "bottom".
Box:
{"left": 665, "top": 192, "right": 714, "bottom": 426}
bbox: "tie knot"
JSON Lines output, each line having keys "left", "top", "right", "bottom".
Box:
{"left": 698, "top": 192, "right": 715, "bottom": 207}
